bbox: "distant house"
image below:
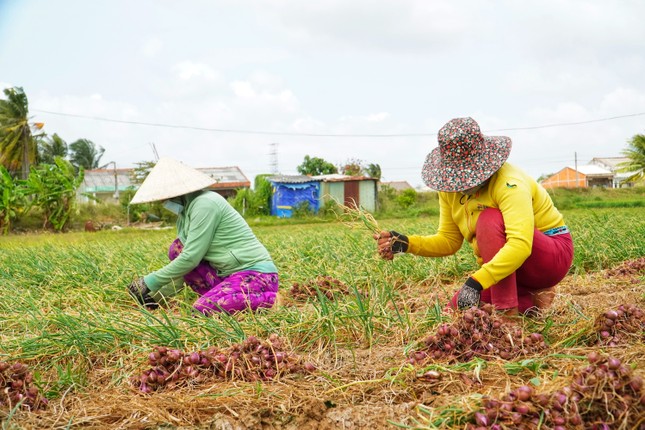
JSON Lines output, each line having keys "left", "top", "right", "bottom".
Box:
{"left": 380, "top": 181, "right": 413, "bottom": 192}
{"left": 540, "top": 165, "right": 614, "bottom": 189}
{"left": 267, "top": 174, "right": 378, "bottom": 218}
{"left": 77, "top": 168, "right": 134, "bottom": 203}
{"left": 314, "top": 174, "right": 378, "bottom": 213}
{"left": 79, "top": 165, "right": 250, "bottom": 203}
{"left": 588, "top": 157, "right": 636, "bottom": 188}
{"left": 198, "top": 166, "right": 251, "bottom": 199}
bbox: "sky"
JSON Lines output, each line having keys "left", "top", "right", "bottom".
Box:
{"left": 1, "top": 0, "right": 644, "bottom": 189}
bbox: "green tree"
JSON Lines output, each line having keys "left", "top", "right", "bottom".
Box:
{"left": 365, "top": 163, "right": 381, "bottom": 180}
{"left": 130, "top": 160, "right": 156, "bottom": 185}
{"left": 340, "top": 158, "right": 363, "bottom": 176}
{"left": 0, "top": 87, "right": 44, "bottom": 178}
{"left": 618, "top": 134, "right": 645, "bottom": 184}
{"left": 397, "top": 188, "right": 418, "bottom": 209}
{"left": 0, "top": 165, "right": 28, "bottom": 234}
{"left": 297, "top": 155, "right": 338, "bottom": 176}
{"left": 228, "top": 175, "right": 273, "bottom": 217}
{"left": 38, "top": 133, "right": 68, "bottom": 165}
{"left": 25, "top": 157, "right": 84, "bottom": 231}
{"left": 125, "top": 160, "right": 165, "bottom": 223}
{"left": 69, "top": 138, "right": 105, "bottom": 172}
{"left": 253, "top": 174, "right": 272, "bottom": 215}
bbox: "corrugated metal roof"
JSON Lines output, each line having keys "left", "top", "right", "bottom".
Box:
{"left": 268, "top": 174, "right": 377, "bottom": 184}
{"left": 81, "top": 168, "right": 134, "bottom": 192}
{"left": 381, "top": 181, "right": 413, "bottom": 191}
{"left": 81, "top": 166, "right": 250, "bottom": 193}
{"left": 313, "top": 174, "right": 376, "bottom": 182}
{"left": 589, "top": 157, "right": 630, "bottom": 170}
{"left": 267, "top": 175, "right": 318, "bottom": 184}
{"left": 198, "top": 166, "right": 250, "bottom": 186}
{"left": 568, "top": 165, "right": 613, "bottom": 176}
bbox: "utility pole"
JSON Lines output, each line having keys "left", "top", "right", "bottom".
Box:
{"left": 150, "top": 143, "right": 160, "bottom": 162}
{"left": 269, "top": 142, "right": 279, "bottom": 174}
{"left": 100, "top": 161, "right": 119, "bottom": 200}
{"left": 574, "top": 152, "right": 579, "bottom": 188}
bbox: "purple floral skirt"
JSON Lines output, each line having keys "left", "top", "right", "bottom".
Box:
{"left": 168, "top": 239, "right": 279, "bottom": 315}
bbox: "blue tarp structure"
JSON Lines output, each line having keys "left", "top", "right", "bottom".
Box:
{"left": 270, "top": 181, "right": 320, "bottom": 218}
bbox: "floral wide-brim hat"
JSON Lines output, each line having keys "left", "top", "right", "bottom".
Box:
{"left": 421, "top": 117, "right": 512, "bottom": 192}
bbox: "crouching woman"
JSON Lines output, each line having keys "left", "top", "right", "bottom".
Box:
{"left": 127, "top": 158, "right": 279, "bottom": 315}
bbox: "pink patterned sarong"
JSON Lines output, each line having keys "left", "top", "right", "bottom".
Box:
{"left": 168, "top": 239, "right": 279, "bottom": 315}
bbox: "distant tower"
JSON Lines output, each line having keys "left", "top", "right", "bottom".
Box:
{"left": 270, "top": 142, "right": 279, "bottom": 174}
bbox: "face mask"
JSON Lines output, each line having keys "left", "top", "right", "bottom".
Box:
{"left": 163, "top": 199, "right": 184, "bottom": 215}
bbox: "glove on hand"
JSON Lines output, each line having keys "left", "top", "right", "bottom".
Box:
{"left": 456, "top": 277, "right": 483, "bottom": 309}
{"left": 389, "top": 231, "right": 409, "bottom": 254}
{"left": 127, "top": 277, "right": 159, "bottom": 310}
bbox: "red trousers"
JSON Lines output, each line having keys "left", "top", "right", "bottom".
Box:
{"left": 451, "top": 208, "right": 574, "bottom": 313}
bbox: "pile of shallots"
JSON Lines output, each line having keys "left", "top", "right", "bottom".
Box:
{"left": 0, "top": 361, "right": 48, "bottom": 410}
{"left": 408, "top": 304, "right": 547, "bottom": 364}
{"left": 289, "top": 275, "right": 351, "bottom": 301}
{"left": 466, "top": 352, "right": 644, "bottom": 429}
{"left": 593, "top": 303, "right": 644, "bottom": 346}
{"left": 133, "top": 334, "right": 315, "bottom": 393}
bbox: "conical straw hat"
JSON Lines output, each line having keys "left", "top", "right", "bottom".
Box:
{"left": 130, "top": 157, "right": 216, "bottom": 204}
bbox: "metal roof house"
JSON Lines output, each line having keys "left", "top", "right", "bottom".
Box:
{"left": 314, "top": 174, "right": 378, "bottom": 212}
{"left": 267, "top": 174, "right": 378, "bottom": 218}
{"left": 379, "top": 181, "right": 413, "bottom": 192}
{"left": 540, "top": 165, "right": 614, "bottom": 189}
{"left": 198, "top": 166, "right": 252, "bottom": 198}
{"left": 77, "top": 168, "right": 134, "bottom": 203}
{"left": 588, "top": 157, "right": 638, "bottom": 188}
{"left": 78, "top": 166, "right": 251, "bottom": 203}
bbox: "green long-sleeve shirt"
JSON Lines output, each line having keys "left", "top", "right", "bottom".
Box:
{"left": 144, "top": 191, "right": 277, "bottom": 292}
{"left": 406, "top": 162, "right": 565, "bottom": 289}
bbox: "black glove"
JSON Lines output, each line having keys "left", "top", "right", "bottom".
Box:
{"left": 389, "top": 231, "right": 409, "bottom": 254}
{"left": 127, "top": 277, "right": 159, "bottom": 310}
{"left": 456, "top": 277, "right": 483, "bottom": 309}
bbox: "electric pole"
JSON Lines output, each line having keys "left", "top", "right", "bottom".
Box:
{"left": 270, "top": 142, "right": 279, "bottom": 174}
{"left": 574, "top": 152, "right": 579, "bottom": 188}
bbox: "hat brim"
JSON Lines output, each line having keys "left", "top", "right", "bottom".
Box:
{"left": 130, "top": 158, "right": 217, "bottom": 204}
{"left": 422, "top": 135, "right": 512, "bottom": 192}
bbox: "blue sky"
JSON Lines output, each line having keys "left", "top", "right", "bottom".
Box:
{"left": 1, "top": 0, "right": 644, "bottom": 188}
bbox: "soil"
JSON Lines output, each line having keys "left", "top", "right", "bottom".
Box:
{"left": 7, "top": 259, "right": 645, "bottom": 430}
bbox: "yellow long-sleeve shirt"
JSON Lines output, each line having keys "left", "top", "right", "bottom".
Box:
{"left": 406, "top": 163, "right": 565, "bottom": 289}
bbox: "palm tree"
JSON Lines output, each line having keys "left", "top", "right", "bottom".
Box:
{"left": 365, "top": 163, "right": 382, "bottom": 180}
{"left": 618, "top": 134, "right": 645, "bottom": 184}
{"left": 0, "top": 87, "right": 43, "bottom": 179}
{"left": 38, "top": 133, "right": 68, "bottom": 165}
{"left": 69, "top": 138, "right": 105, "bottom": 172}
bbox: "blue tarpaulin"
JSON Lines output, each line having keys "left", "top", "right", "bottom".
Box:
{"left": 270, "top": 181, "right": 320, "bottom": 218}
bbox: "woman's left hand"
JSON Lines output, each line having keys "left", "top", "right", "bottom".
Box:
{"left": 127, "top": 277, "right": 159, "bottom": 310}
{"left": 456, "top": 277, "right": 483, "bottom": 309}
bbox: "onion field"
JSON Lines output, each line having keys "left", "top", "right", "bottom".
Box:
{"left": 0, "top": 207, "right": 644, "bottom": 429}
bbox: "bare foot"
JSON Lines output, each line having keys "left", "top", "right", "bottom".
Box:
{"left": 531, "top": 287, "right": 555, "bottom": 309}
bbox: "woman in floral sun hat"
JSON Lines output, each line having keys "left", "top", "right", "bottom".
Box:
{"left": 375, "top": 117, "right": 573, "bottom": 316}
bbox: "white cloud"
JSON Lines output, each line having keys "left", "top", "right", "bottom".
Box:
{"left": 231, "top": 81, "right": 256, "bottom": 98}
{"left": 600, "top": 87, "right": 645, "bottom": 114}
{"left": 173, "top": 61, "right": 220, "bottom": 81}
{"left": 252, "top": 0, "right": 472, "bottom": 53}
{"left": 141, "top": 37, "right": 163, "bottom": 58}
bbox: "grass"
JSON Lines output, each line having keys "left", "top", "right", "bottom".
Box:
{"left": 0, "top": 207, "right": 643, "bottom": 428}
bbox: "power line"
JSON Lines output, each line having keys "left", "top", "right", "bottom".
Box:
{"left": 31, "top": 108, "right": 645, "bottom": 138}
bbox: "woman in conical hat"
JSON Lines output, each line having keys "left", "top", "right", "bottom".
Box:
{"left": 375, "top": 117, "right": 573, "bottom": 316}
{"left": 127, "top": 157, "right": 279, "bottom": 315}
